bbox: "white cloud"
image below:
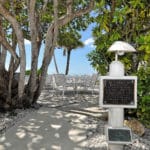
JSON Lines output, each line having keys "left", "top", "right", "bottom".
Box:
{"left": 84, "top": 37, "right": 94, "bottom": 46}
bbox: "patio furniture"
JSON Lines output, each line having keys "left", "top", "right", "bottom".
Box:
{"left": 53, "top": 74, "right": 76, "bottom": 96}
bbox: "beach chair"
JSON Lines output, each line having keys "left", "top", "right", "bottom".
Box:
{"left": 44, "top": 75, "right": 55, "bottom": 91}
{"left": 74, "top": 75, "right": 87, "bottom": 94}
{"left": 53, "top": 74, "right": 76, "bottom": 96}
{"left": 65, "top": 75, "right": 76, "bottom": 94}
{"left": 90, "top": 74, "right": 99, "bottom": 95}
{"left": 53, "top": 74, "right": 66, "bottom": 96}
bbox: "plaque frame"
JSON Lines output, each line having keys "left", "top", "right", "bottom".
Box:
{"left": 99, "top": 76, "right": 137, "bottom": 108}
{"left": 106, "top": 126, "right": 132, "bottom": 144}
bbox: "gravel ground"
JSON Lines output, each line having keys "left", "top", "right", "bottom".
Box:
{"left": 0, "top": 87, "right": 150, "bottom": 150}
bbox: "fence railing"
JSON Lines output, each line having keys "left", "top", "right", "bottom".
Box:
{"left": 44, "top": 74, "right": 99, "bottom": 95}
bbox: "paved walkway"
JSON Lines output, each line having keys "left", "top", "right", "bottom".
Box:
{"left": 0, "top": 91, "right": 107, "bottom": 150}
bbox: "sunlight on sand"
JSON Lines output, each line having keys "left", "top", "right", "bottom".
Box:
{"left": 69, "top": 128, "right": 86, "bottom": 142}
{"left": 16, "top": 129, "right": 26, "bottom": 139}
{"left": 51, "top": 124, "right": 62, "bottom": 130}
{"left": 51, "top": 144, "right": 61, "bottom": 150}
{"left": 0, "top": 145, "right": 5, "bottom": 150}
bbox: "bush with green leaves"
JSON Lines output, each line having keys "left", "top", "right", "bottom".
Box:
{"left": 25, "top": 69, "right": 42, "bottom": 76}
{"left": 25, "top": 70, "right": 31, "bottom": 75}
{"left": 136, "top": 66, "right": 150, "bottom": 128}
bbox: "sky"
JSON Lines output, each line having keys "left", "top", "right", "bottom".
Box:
{"left": 6, "top": 23, "right": 96, "bottom": 75}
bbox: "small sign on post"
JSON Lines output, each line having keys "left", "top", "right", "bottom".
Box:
{"left": 106, "top": 126, "right": 132, "bottom": 144}
{"left": 100, "top": 76, "right": 137, "bottom": 108}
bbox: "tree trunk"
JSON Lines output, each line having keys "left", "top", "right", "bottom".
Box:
{"left": 7, "top": 58, "right": 14, "bottom": 105}
{"left": 53, "top": 53, "right": 59, "bottom": 74}
{"left": 34, "top": 0, "right": 59, "bottom": 101}
{"left": 0, "top": 17, "right": 6, "bottom": 68}
{"left": 65, "top": 50, "right": 71, "bottom": 75}
{"left": 0, "top": 4, "right": 26, "bottom": 99}
{"left": 34, "top": 29, "right": 57, "bottom": 100}
{"left": 0, "top": 46, "right": 7, "bottom": 69}
{"left": 7, "top": 30, "right": 18, "bottom": 107}
{"left": 0, "top": 68, "right": 9, "bottom": 110}
{"left": 27, "top": 0, "right": 42, "bottom": 105}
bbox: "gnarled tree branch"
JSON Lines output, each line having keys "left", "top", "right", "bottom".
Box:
{"left": 58, "top": 0, "right": 94, "bottom": 26}
{"left": 0, "top": 3, "right": 26, "bottom": 98}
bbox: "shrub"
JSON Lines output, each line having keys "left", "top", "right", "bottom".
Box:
{"left": 136, "top": 66, "right": 150, "bottom": 128}
{"left": 25, "top": 70, "right": 31, "bottom": 75}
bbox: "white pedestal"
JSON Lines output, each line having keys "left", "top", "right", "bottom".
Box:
{"left": 108, "top": 61, "right": 124, "bottom": 150}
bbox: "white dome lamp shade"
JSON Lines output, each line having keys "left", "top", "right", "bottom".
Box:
{"left": 108, "top": 41, "right": 136, "bottom": 61}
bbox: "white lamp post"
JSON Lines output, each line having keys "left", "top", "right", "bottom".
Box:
{"left": 106, "top": 41, "right": 136, "bottom": 150}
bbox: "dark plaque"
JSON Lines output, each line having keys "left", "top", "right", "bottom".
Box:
{"left": 108, "top": 128, "right": 132, "bottom": 143}
{"left": 103, "top": 79, "right": 135, "bottom": 105}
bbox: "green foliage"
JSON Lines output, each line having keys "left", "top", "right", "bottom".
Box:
{"left": 137, "top": 35, "right": 150, "bottom": 61}
{"left": 87, "top": 49, "right": 111, "bottom": 75}
{"left": 25, "top": 70, "right": 31, "bottom": 75}
{"left": 37, "top": 68, "right": 42, "bottom": 75}
{"left": 137, "top": 67, "right": 150, "bottom": 128}
{"left": 87, "top": 0, "right": 150, "bottom": 75}
{"left": 25, "top": 69, "right": 41, "bottom": 76}
{"left": 58, "top": 27, "right": 84, "bottom": 50}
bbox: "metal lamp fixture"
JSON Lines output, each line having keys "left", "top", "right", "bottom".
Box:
{"left": 108, "top": 41, "right": 136, "bottom": 61}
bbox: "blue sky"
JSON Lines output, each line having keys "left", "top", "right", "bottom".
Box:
{"left": 6, "top": 24, "right": 96, "bottom": 75}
